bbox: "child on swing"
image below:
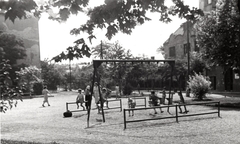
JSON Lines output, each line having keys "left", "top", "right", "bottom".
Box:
{"left": 76, "top": 89, "right": 85, "bottom": 110}
{"left": 149, "top": 90, "right": 164, "bottom": 114}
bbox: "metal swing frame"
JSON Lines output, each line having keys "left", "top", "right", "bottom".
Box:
{"left": 87, "top": 59, "right": 175, "bottom": 128}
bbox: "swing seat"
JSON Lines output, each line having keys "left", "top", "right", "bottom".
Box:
{"left": 63, "top": 110, "right": 72, "bottom": 117}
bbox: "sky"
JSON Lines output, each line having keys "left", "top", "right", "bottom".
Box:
{"left": 39, "top": 0, "right": 199, "bottom": 63}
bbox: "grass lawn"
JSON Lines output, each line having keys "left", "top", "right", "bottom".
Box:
{"left": 1, "top": 91, "right": 240, "bottom": 144}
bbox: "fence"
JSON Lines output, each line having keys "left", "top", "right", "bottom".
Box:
{"left": 66, "top": 102, "right": 87, "bottom": 112}
{"left": 131, "top": 97, "right": 147, "bottom": 107}
{"left": 123, "top": 101, "right": 220, "bottom": 129}
{"left": 104, "top": 98, "right": 122, "bottom": 111}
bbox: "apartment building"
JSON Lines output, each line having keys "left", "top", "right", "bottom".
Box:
{"left": 162, "top": 0, "right": 240, "bottom": 91}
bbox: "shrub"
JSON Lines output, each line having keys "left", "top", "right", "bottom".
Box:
{"left": 187, "top": 73, "right": 211, "bottom": 100}
{"left": 123, "top": 83, "right": 133, "bottom": 95}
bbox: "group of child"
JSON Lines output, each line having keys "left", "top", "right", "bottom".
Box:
{"left": 148, "top": 88, "right": 189, "bottom": 115}
{"left": 75, "top": 82, "right": 110, "bottom": 112}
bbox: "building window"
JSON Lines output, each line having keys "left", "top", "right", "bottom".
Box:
{"left": 169, "top": 46, "right": 176, "bottom": 58}
{"left": 184, "top": 43, "right": 191, "bottom": 55}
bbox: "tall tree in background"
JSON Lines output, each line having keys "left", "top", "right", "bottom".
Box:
{"left": 196, "top": 0, "right": 240, "bottom": 73}
{"left": 41, "top": 60, "right": 63, "bottom": 91}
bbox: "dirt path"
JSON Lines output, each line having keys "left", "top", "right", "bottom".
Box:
{"left": 1, "top": 92, "right": 240, "bottom": 144}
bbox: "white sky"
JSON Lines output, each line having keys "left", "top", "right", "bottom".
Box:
{"left": 39, "top": 0, "right": 199, "bottom": 63}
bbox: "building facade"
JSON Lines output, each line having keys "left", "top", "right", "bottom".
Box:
{"left": 0, "top": 12, "right": 41, "bottom": 68}
{"left": 163, "top": 21, "right": 197, "bottom": 60}
{"left": 163, "top": 0, "right": 240, "bottom": 92}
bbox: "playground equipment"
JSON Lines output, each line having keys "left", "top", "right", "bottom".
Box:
{"left": 104, "top": 98, "right": 122, "bottom": 111}
{"left": 129, "top": 96, "right": 147, "bottom": 107}
{"left": 123, "top": 101, "right": 221, "bottom": 129}
{"left": 65, "top": 101, "right": 87, "bottom": 113}
{"left": 63, "top": 101, "right": 88, "bottom": 117}
{"left": 87, "top": 59, "right": 175, "bottom": 128}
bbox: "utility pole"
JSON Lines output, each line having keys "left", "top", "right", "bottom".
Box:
{"left": 69, "top": 60, "right": 72, "bottom": 91}
{"left": 100, "top": 40, "right": 103, "bottom": 59}
{"left": 187, "top": 19, "right": 190, "bottom": 80}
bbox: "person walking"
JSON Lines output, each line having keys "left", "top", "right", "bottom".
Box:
{"left": 42, "top": 86, "right": 50, "bottom": 107}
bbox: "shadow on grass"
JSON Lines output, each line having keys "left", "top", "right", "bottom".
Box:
{"left": 73, "top": 113, "right": 88, "bottom": 118}
{"left": 1, "top": 139, "right": 59, "bottom": 144}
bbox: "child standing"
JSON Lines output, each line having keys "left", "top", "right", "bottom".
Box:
{"left": 76, "top": 89, "right": 85, "bottom": 110}
{"left": 42, "top": 86, "right": 50, "bottom": 107}
{"left": 149, "top": 90, "right": 164, "bottom": 114}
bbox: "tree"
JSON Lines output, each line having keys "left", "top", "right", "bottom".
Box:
{"left": 0, "top": 0, "right": 203, "bottom": 58}
{"left": 190, "top": 52, "right": 210, "bottom": 75}
{"left": 17, "top": 66, "right": 42, "bottom": 95}
{"left": 72, "top": 64, "right": 93, "bottom": 89}
{"left": 52, "top": 44, "right": 91, "bottom": 90}
{"left": 0, "top": 33, "right": 26, "bottom": 65}
{"left": 196, "top": 0, "right": 240, "bottom": 73}
{"left": 0, "top": 60, "right": 24, "bottom": 113}
{"left": 41, "top": 60, "right": 64, "bottom": 91}
{"left": 99, "top": 42, "right": 133, "bottom": 92}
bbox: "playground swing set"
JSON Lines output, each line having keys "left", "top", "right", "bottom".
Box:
{"left": 86, "top": 59, "right": 175, "bottom": 128}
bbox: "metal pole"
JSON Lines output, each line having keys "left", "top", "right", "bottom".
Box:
{"left": 87, "top": 66, "right": 96, "bottom": 128}
{"left": 167, "top": 62, "right": 174, "bottom": 113}
{"left": 124, "top": 109, "right": 126, "bottom": 129}
{"left": 145, "top": 97, "right": 147, "bottom": 107}
{"left": 96, "top": 69, "right": 105, "bottom": 122}
{"left": 100, "top": 40, "right": 103, "bottom": 59}
{"left": 218, "top": 101, "right": 220, "bottom": 117}
{"left": 66, "top": 103, "right": 68, "bottom": 111}
{"left": 69, "top": 60, "right": 72, "bottom": 91}
{"left": 187, "top": 19, "right": 190, "bottom": 80}
{"left": 176, "top": 105, "right": 178, "bottom": 123}
{"left": 120, "top": 99, "right": 122, "bottom": 112}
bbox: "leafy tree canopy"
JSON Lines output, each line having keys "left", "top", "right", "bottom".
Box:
{"left": 0, "top": 0, "right": 204, "bottom": 59}
{"left": 196, "top": 0, "right": 240, "bottom": 72}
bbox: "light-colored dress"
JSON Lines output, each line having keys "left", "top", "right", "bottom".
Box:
{"left": 42, "top": 89, "right": 49, "bottom": 102}
{"left": 93, "top": 86, "right": 100, "bottom": 104}
{"left": 115, "top": 86, "right": 119, "bottom": 96}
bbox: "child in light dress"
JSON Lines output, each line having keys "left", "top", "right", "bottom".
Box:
{"left": 42, "top": 86, "right": 50, "bottom": 107}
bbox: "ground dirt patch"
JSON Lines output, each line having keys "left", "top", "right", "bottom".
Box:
{"left": 1, "top": 91, "right": 240, "bottom": 144}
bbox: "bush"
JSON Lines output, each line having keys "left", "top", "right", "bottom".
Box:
{"left": 187, "top": 73, "right": 211, "bottom": 100}
{"left": 123, "top": 83, "right": 133, "bottom": 95}
{"left": 33, "top": 82, "right": 43, "bottom": 95}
